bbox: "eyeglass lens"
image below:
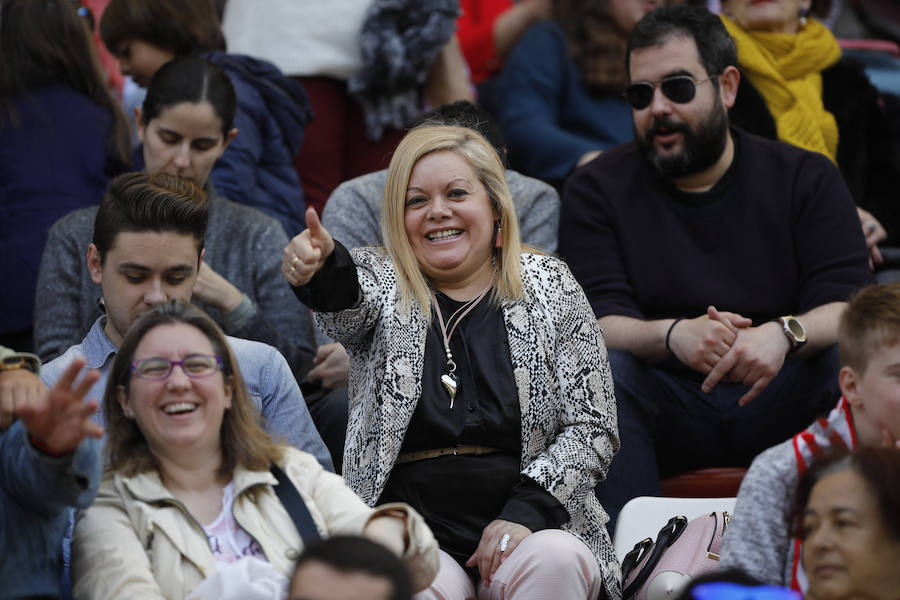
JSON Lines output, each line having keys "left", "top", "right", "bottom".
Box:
{"left": 133, "top": 355, "right": 220, "bottom": 380}
{"left": 625, "top": 76, "right": 698, "bottom": 110}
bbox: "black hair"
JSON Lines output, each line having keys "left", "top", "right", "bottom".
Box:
{"left": 92, "top": 171, "right": 209, "bottom": 263}
{"left": 291, "top": 536, "right": 412, "bottom": 600}
{"left": 100, "top": 0, "right": 225, "bottom": 57}
{"left": 412, "top": 100, "right": 509, "bottom": 168}
{"left": 141, "top": 56, "right": 237, "bottom": 135}
{"left": 627, "top": 5, "right": 738, "bottom": 82}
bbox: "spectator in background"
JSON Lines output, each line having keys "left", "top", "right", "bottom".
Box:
{"left": 0, "top": 0, "right": 130, "bottom": 352}
{"left": 221, "top": 0, "right": 471, "bottom": 215}
{"left": 794, "top": 448, "right": 900, "bottom": 600}
{"left": 290, "top": 536, "right": 414, "bottom": 600}
{"left": 493, "top": 0, "right": 661, "bottom": 189}
{"left": 99, "top": 0, "right": 311, "bottom": 237}
{"left": 721, "top": 282, "right": 900, "bottom": 591}
{"left": 35, "top": 57, "right": 319, "bottom": 385}
{"left": 722, "top": 0, "right": 900, "bottom": 267}
{"left": 40, "top": 171, "right": 332, "bottom": 469}
{"left": 1, "top": 352, "right": 103, "bottom": 600}
{"left": 456, "top": 0, "right": 552, "bottom": 113}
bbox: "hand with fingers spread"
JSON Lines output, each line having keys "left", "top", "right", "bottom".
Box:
{"left": 307, "top": 343, "right": 350, "bottom": 390}
{"left": 668, "top": 306, "right": 752, "bottom": 374}
{"left": 465, "top": 519, "right": 532, "bottom": 586}
{"left": 282, "top": 207, "right": 335, "bottom": 287}
{"left": 0, "top": 367, "right": 45, "bottom": 431}
{"left": 16, "top": 358, "right": 104, "bottom": 455}
{"left": 701, "top": 321, "right": 790, "bottom": 406}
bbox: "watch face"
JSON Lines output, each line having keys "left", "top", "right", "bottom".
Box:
{"left": 783, "top": 317, "right": 807, "bottom": 343}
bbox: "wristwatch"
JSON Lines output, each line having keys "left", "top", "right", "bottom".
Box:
{"left": 778, "top": 316, "right": 807, "bottom": 354}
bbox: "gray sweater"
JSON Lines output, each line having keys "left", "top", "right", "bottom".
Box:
{"left": 33, "top": 184, "right": 317, "bottom": 373}
{"left": 321, "top": 168, "right": 560, "bottom": 253}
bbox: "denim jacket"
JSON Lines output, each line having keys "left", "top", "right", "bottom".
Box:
{"left": 0, "top": 421, "right": 102, "bottom": 598}
{"left": 41, "top": 317, "right": 333, "bottom": 471}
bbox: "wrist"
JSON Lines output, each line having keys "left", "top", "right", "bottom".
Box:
{"left": 29, "top": 434, "right": 70, "bottom": 457}
{"left": 665, "top": 318, "right": 684, "bottom": 356}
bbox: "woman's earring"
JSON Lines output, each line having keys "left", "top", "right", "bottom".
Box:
{"left": 494, "top": 221, "right": 502, "bottom": 248}
{"left": 799, "top": 7, "right": 809, "bottom": 26}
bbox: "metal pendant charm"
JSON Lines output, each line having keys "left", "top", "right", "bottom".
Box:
{"left": 441, "top": 373, "right": 457, "bottom": 409}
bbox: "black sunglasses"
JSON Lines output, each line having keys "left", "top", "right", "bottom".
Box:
{"left": 624, "top": 75, "right": 716, "bottom": 110}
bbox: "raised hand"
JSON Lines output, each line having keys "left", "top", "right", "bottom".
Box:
{"left": 282, "top": 207, "right": 335, "bottom": 287}
{"left": 0, "top": 366, "right": 45, "bottom": 431}
{"left": 15, "top": 358, "right": 104, "bottom": 455}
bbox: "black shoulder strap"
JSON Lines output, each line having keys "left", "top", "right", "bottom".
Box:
{"left": 271, "top": 465, "right": 322, "bottom": 543}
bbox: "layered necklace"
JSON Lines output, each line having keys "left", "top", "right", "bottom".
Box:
{"left": 430, "top": 278, "right": 494, "bottom": 410}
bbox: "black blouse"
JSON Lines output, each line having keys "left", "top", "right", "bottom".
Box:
{"left": 293, "top": 243, "right": 567, "bottom": 565}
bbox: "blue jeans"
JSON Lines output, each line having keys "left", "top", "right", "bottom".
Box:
{"left": 595, "top": 347, "right": 840, "bottom": 532}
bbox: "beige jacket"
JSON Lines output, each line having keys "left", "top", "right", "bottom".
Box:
{"left": 72, "top": 447, "right": 438, "bottom": 600}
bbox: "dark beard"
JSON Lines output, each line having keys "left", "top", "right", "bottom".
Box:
{"left": 635, "top": 102, "right": 729, "bottom": 179}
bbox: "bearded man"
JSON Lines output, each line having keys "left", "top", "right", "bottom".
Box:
{"left": 558, "top": 5, "right": 872, "bottom": 530}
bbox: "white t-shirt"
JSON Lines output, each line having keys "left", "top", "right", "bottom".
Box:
{"left": 204, "top": 481, "right": 267, "bottom": 565}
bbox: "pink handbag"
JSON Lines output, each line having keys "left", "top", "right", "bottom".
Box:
{"left": 621, "top": 511, "right": 731, "bottom": 600}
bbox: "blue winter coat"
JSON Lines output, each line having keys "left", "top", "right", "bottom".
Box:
{"left": 204, "top": 51, "right": 313, "bottom": 237}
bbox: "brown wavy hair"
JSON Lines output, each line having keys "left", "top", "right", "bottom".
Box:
{"left": 100, "top": 0, "right": 225, "bottom": 57}
{"left": 104, "top": 300, "right": 284, "bottom": 477}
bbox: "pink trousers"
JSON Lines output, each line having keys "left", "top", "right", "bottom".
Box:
{"left": 414, "top": 530, "right": 606, "bottom": 600}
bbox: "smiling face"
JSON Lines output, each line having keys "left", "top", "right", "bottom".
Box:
{"left": 629, "top": 35, "right": 733, "bottom": 181}
{"left": 118, "top": 322, "right": 232, "bottom": 460}
{"left": 114, "top": 38, "right": 175, "bottom": 88}
{"left": 801, "top": 469, "right": 900, "bottom": 599}
{"left": 403, "top": 150, "right": 498, "bottom": 295}
{"left": 138, "top": 101, "right": 234, "bottom": 187}
{"left": 89, "top": 231, "right": 202, "bottom": 347}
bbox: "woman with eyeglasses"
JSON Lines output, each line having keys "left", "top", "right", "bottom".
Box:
{"left": 0, "top": 0, "right": 131, "bottom": 352}
{"left": 794, "top": 447, "right": 900, "bottom": 599}
{"left": 722, "top": 0, "right": 900, "bottom": 269}
{"left": 283, "top": 125, "right": 621, "bottom": 598}
{"left": 71, "top": 300, "right": 438, "bottom": 600}
{"left": 491, "top": 0, "right": 661, "bottom": 189}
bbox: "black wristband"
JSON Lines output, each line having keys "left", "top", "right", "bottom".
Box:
{"left": 665, "top": 318, "right": 684, "bottom": 355}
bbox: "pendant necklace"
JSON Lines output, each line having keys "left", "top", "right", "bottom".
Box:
{"left": 430, "top": 279, "right": 494, "bottom": 410}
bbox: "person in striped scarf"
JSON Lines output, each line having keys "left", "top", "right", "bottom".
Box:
{"left": 719, "top": 281, "right": 900, "bottom": 592}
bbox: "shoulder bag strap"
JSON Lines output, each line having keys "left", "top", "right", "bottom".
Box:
{"left": 271, "top": 465, "right": 322, "bottom": 543}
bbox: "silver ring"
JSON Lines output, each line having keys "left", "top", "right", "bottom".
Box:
{"left": 868, "top": 222, "right": 877, "bottom": 233}
{"left": 499, "top": 533, "right": 510, "bottom": 552}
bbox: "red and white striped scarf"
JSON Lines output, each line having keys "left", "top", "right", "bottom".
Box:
{"left": 790, "top": 396, "right": 857, "bottom": 591}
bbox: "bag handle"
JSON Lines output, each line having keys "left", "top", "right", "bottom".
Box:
{"left": 622, "top": 516, "right": 688, "bottom": 599}
{"left": 621, "top": 537, "right": 653, "bottom": 580}
{"left": 271, "top": 465, "right": 322, "bottom": 543}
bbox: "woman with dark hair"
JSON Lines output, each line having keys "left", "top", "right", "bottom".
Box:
{"left": 794, "top": 447, "right": 900, "bottom": 599}
{"left": 34, "top": 56, "right": 319, "bottom": 384}
{"left": 99, "top": 0, "right": 312, "bottom": 237}
{"left": 0, "top": 0, "right": 131, "bottom": 351}
{"left": 71, "top": 300, "right": 438, "bottom": 599}
{"left": 722, "top": 0, "right": 900, "bottom": 268}
{"left": 492, "top": 0, "right": 661, "bottom": 189}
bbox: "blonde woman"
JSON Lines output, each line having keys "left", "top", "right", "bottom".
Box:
{"left": 71, "top": 301, "right": 437, "bottom": 599}
{"left": 283, "top": 125, "right": 621, "bottom": 599}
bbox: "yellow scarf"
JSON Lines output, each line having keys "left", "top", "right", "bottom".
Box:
{"left": 721, "top": 14, "right": 841, "bottom": 162}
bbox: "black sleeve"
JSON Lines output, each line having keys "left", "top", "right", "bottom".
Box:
{"left": 497, "top": 476, "right": 569, "bottom": 532}
{"left": 291, "top": 241, "right": 362, "bottom": 312}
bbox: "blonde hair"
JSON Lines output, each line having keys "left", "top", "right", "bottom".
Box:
{"left": 380, "top": 125, "right": 524, "bottom": 312}
{"left": 839, "top": 283, "right": 900, "bottom": 375}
